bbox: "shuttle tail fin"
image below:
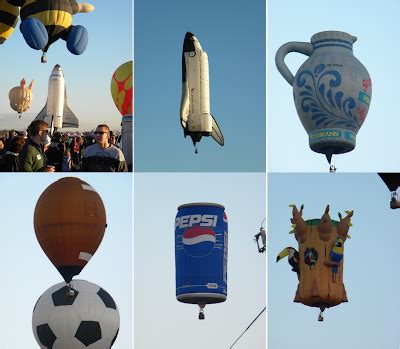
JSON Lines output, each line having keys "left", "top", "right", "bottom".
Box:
{"left": 63, "top": 105, "right": 79, "bottom": 128}
{"left": 34, "top": 104, "right": 49, "bottom": 123}
{"left": 211, "top": 115, "right": 224, "bottom": 146}
{"left": 62, "top": 89, "right": 79, "bottom": 128}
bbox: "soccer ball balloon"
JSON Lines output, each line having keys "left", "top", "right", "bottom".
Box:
{"left": 32, "top": 280, "right": 119, "bottom": 348}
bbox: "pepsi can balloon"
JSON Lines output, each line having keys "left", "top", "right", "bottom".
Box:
{"left": 275, "top": 31, "right": 372, "bottom": 164}
{"left": 175, "top": 203, "right": 228, "bottom": 320}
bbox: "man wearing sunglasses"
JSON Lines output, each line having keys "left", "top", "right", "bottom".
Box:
{"left": 81, "top": 124, "right": 128, "bottom": 172}
{"left": 19, "top": 120, "right": 55, "bottom": 172}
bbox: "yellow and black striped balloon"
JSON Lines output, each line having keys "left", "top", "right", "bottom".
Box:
{"left": 11, "top": 0, "right": 73, "bottom": 50}
{"left": 0, "top": 0, "right": 19, "bottom": 44}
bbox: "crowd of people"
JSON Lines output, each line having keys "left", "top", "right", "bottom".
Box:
{"left": 0, "top": 120, "right": 128, "bottom": 172}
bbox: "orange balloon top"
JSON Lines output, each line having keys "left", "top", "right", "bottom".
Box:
{"left": 34, "top": 177, "right": 107, "bottom": 283}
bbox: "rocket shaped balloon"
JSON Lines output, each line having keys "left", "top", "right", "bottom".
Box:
{"left": 34, "top": 177, "right": 107, "bottom": 284}
{"left": 34, "top": 64, "right": 79, "bottom": 134}
{"left": 180, "top": 32, "right": 224, "bottom": 153}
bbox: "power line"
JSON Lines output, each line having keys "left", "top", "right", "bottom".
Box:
{"left": 229, "top": 306, "right": 266, "bottom": 348}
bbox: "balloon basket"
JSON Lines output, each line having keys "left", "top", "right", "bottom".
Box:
{"left": 66, "top": 284, "right": 75, "bottom": 298}
{"left": 198, "top": 311, "right": 205, "bottom": 320}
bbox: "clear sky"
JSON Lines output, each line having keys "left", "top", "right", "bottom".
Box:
{"left": 268, "top": 0, "right": 400, "bottom": 172}
{"left": 0, "top": 174, "right": 132, "bottom": 348}
{"left": 0, "top": 1, "right": 132, "bottom": 131}
{"left": 268, "top": 173, "right": 400, "bottom": 348}
{"left": 135, "top": 0, "right": 266, "bottom": 172}
{"left": 135, "top": 173, "right": 266, "bottom": 348}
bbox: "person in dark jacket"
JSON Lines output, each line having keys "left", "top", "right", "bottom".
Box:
{"left": 0, "top": 136, "right": 26, "bottom": 172}
{"left": 19, "top": 120, "right": 55, "bottom": 172}
{"left": 45, "top": 132, "right": 65, "bottom": 172}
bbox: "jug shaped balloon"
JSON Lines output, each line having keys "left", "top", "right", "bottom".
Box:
{"left": 275, "top": 31, "right": 372, "bottom": 165}
{"left": 34, "top": 177, "right": 107, "bottom": 283}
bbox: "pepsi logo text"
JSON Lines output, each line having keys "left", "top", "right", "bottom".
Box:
{"left": 175, "top": 214, "right": 218, "bottom": 229}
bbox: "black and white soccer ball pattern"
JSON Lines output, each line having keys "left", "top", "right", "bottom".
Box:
{"left": 32, "top": 280, "right": 119, "bottom": 348}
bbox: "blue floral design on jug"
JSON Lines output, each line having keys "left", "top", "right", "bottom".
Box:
{"left": 296, "top": 64, "right": 359, "bottom": 131}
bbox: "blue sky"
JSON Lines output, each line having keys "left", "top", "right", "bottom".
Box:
{"left": 135, "top": 0, "right": 266, "bottom": 172}
{"left": 268, "top": 173, "right": 400, "bottom": 348}
{"left": 268, "top": 0, "right": 400, "bottom": 172}
{"left": 0, "top": 1, "right": 132, "bottom": 131}
{"left": 135, "top": 173, "right": 266, "bottom": 348}
{"left": 0, "top": 174, "right": 132, "bottom": 348}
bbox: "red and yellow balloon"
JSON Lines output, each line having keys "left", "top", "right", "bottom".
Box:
{"left": 111, "top": 61, "right": 133, "bottom": 116}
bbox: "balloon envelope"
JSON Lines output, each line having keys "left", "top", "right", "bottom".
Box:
{"left": 111, "top": 61, "right": 133, "bottom": 116}
{"left": 32, "top": 280, "right": 119, "bottom": 348}
{"left": 19, "top": 0, "right": 73, "bottom": 49}
{"left": 378, "top": 173, "right": 400, "bottom": 192}
{"left": 34, "top": 177, "right": 107, "bottom": 283}
{"left": 0, "top": 1, "right": 19, "bottom": 44}
{"left": 8, "top": 79, "right": 34, "bottom": 114}
{"left": 282, "top": 204, "right": 352, "bottom": 315}
{"left": 175, "top": 203, "right": 228, "bottom": 310}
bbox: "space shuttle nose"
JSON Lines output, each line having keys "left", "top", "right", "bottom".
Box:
{"left": 183, "top": 32, "right": 196, "bottom": 52}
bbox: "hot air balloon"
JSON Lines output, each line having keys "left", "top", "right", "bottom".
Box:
{"left": 378, "top": 173, "right": 400, "bottom": 209}
{"left": 110, "top": 61, "right": 133, "bottom": 117}
{"left": 7, "top": 0, "right": 94, "bottom": 62}
{"left": 181, "top": 32, "right": 224, "bottom": 153}
{"left": 33, "top": 280, "right": 120, "bottom": 348}
{"left": 8, "top": 78, "right": 34, "bottom": 117}
{"left": 277, "top": 204, "right": 353, "bottom": 321}
{"left": 111, "top": 61, "right": 133, "bottom": 170}
{"left": 175, "top": 203, "right": 228, "bottom": 319}
{"left": 0, "top": 0, "right": 19, "bottom": 44}
{"left": 275, "top": 31, "right": 372, "bottom": 170}
{"left": 34, "top": 177, "right": 107, "bottom": 284}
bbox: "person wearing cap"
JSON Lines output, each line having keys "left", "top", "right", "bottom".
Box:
{"left": 19, "top": 120, "right": 54, "bottom": 172}
{"left": 81, "top": 124, "right": 128, "bottom": 172}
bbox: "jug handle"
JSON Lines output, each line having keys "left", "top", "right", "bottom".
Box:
{"left": 275, "top": 42, "right": 313, "bottom": 86}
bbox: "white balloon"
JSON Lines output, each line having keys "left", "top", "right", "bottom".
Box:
{"left": 32, "top": 280, "right": 120, "bottom": 348}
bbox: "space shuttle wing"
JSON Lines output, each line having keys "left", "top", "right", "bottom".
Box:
{"left": 211, "top": 115, "right": 224, "bottom": 146}
{"left": 34, "top": 104, "right": 51, "bottom": 124}
{"left": 180, "top": 82, "right": 189, "bottom": 131}
{"left": 62, "top": 89, "right": 79, "bottom": 128}
{"left": 63, "top": 106, "right": 79, "bottom": 128}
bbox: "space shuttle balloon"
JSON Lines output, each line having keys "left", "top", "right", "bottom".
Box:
{"left": 34, "top": 64, "right": 79, "bottom": 134}
{"left": 180, "top": 32, "right": 224, "bottom": 153}
{"left": 34, "top": 177, "right": 107, "bottom": 284}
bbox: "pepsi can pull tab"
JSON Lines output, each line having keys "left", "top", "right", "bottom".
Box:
{"left": 175, "top": 202, "right": 228, "bottom": 320}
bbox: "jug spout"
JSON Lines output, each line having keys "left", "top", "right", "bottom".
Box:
{"left": 311, "top": 31, "right": 357, "bottom": 46}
